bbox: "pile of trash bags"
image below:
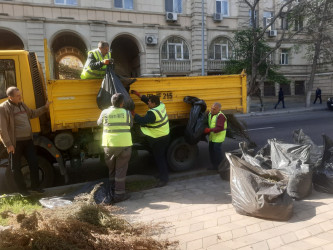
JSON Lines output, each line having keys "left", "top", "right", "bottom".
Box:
{"left": 96, "top": 66, "right": 135, "bottom": 111}
{"left": 225, "top": 129, "right": 333, "bottom": 221}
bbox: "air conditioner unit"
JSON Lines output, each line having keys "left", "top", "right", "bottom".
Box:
{"left": 145, "top": 35, "right": 158, "bottom": 45}
{"left": 213, "top": 13, "right": 223, "bottom": 22}
{"left": 269, "top": 30, "right": 277, "bottom": 37}
{"left": 166, "top": 12, "right": 177, "bottom": 21}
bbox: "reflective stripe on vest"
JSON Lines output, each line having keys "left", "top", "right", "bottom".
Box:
{"left": 102, "top": 107, "right": 132, "bottom": 147}
{"left": 208, "top": 111, "right": 227, "bottom": 143}
{"left": 140, "top": 102, "right": 170, "bottom": 138}
{"left": 80, "top": 49, "right": 111, "bottom": 79}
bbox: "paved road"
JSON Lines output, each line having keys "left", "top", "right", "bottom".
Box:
{"left": 120, "top": 175, "right": 333, "bottom": 250}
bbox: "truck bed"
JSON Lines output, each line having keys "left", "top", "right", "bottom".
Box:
{"left": 47, "top": 74, "right": 247, "bottom": 132}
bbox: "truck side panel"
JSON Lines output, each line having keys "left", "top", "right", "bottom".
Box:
{"left": 47, "top": 74, "right": 247, "bottom": 132}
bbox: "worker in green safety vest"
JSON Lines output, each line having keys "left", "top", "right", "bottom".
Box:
{"left": 81, "top": 41, "right": 112, "bottom": 79}
{"left": 80, "top": 41, "right": 136, "bottom": 87}
{"left": 131, "top": 90, "right": 170, "bottom": 188}
{"left": 203, "top": 102, "right": 227, "bottom": 170}
{"left": 97, "top": 93, "right": 133, "bottom": 203}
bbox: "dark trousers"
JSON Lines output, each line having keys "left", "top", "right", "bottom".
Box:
{"left": 146, "top": 135, "right": 170, "bottom": 182}
{"left": 274, "top": 98, "right": 285, "bottom": 109}
{"left": 313, "top": 95, "right": 322, "bottom": 104}
{"left": 10, "top": 139, "right": 39, "bottom": 191}
{"left": 209, "top": 141, "right": 223, "bottom": 170}
{"left": 104, "top": 147, "right": 131, "bottom": 196}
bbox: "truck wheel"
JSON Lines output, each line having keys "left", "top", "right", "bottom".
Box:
{"left": 167, "top": 137, "right": 198, "bottom": 172}
{"left": 5, "top": 156, "right": 54, "bottom": 191}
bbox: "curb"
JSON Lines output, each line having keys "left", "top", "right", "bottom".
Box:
{"left": 235, "top": 106, "right": 328, "bottom": 118}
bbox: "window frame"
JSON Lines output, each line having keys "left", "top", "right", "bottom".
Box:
{"left": 216, "top": 0, "right": 229, "bottom": 16}
{"left": 161, "top": 37, "right": 189, "bottom": 61}
{"left": 114, "top": 0, "right": 134, "bottom": 10}
{"left": 263, "top": 11, "right": 274, "bottom": 29}
{"left": 0, "top": 59, "right": 17, "bottom": 100}
{"left": 165, "top": 0, "right": 183, "bottom": 13}
{"left": 280, "top": 49, "right": 289, "bottom": 65}
{"left": 54, "top": 0, "right": 77, "bottom": 6}
{"left": 249, "top": 9, "right": 257, "bottom": 27}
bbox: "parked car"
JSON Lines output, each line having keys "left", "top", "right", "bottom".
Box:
{"left": 327, "top": 97, "right": 333, "bottom": 110}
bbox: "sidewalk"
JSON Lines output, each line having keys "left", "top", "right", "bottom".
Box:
{"left": 239, "top": 96, "right": 327, "bottom": 117}
{"left": 120, "top": 174, "right": 333, "bottom": 250}
{"left": 117, "top": 97, "right": 333, "bottom": 250}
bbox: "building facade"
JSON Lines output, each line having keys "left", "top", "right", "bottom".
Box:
{"left": 0, "top": 0, "right": 332, "bottom": 98}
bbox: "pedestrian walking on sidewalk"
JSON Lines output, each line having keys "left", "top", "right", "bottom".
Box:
{"left": 313, "top": 87, "right": 322, "bottom": 104}
{"left": 274, "top": 87, "right": 285, "bottom": 109}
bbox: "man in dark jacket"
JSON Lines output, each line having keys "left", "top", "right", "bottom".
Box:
{"left": 0, "top": 87, "right": 50, "bottom": 196}
{"left": 313, "top": 87, "right": 322, "bottom": 104}
{"left": 274, "top": 87, "right": 285, "bottom": 109}
{"left": 131, "top": 90, "right": 170, "bottom": 187}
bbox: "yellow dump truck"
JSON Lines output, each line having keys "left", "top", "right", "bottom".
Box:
{"left": 0, "top": 48, "right": 246, "bottom": 190}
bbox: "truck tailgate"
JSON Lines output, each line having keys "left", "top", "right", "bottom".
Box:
{"left": 47, "top": 74, "right": 246, "bottom": 132}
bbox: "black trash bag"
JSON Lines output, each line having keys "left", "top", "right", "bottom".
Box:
{"left": 269, "top": 139, "right": 312, "bottom": 199}
{"left": 218, "top": 148, "right": 242, "bottom": 181}
{"left": 39, "top": 179, "right": 113, "bottom": 209}
{"left": 313, "top": 135, "right": 333, "bottom": 194}
{"left": 227, "top": 153, "right": 293, "bottom": 221}
{"left": 183, "top": 96, "right": 208, "bottom": 145}
{"left": 239, "top": 142, "right": 271, "bottom": 170}
{"left": 96, "top": 66, "right": 135, "bottom": 111}
{"left": 293, "top": 129, "right": 323, "bottom": 168}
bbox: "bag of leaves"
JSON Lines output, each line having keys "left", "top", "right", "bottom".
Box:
{"left": 183, "top": 96, "right": 208, "bottom": 145}
{"left": 96, "top": 66, "right": 135, "bottom": 111}
{"left": 227, "top": 153, "right": 293, "bottom": 221}
{"left": 239, "top": 142, "right": 271, "bottom": 170}
{"left": 269, "top": 139, "right": 312, "bottom": 200}
{"left": 293, "top": 129, "right": 322, "bottom": 168}
{"left": 313, "top": 135, "right": 333, "bottom": 194}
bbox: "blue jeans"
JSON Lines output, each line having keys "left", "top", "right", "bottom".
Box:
{"left": 208, "top": 141, "right": 223, "bottom": 170}
{"left": 10, "top": 139, "right": 39, "bottom": 191}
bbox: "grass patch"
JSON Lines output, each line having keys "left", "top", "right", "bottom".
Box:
{"left": 0, "top": 188, "right": 178, "bottom": 249}
{"left": 126, "top": 179, "right": 157, "bottom": 192}
{"left": 0, "top": 194, "right": 42, "bottom": 226}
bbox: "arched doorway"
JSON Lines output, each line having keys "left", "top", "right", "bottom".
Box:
{"left": 0, "top": 30, "right": 24, "bottom": 50}
{"left": 111, "top": 35, "right": 140, "bottom": 78}
{"left": 51, "top": 32, "right": 87, "bottom": 79}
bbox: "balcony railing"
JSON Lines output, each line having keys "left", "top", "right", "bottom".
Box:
{"left": 161, "top": 60, "right": 191, "bottom": 74}
{"left": 208, "top": 60, "right": 230, "bottom": 71}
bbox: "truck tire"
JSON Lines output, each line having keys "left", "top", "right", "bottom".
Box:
{"left": 5, "top": 156, "right": 54, "bottom": 192}
{"left": 167, "top": 137, "right": 198, "bottom": 172}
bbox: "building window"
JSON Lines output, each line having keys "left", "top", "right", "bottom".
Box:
{"left": 54, "top": 0, "right": 77, "bottom": 5}
{"left": 294, "top": 16, "right": 303, "bottom": 31}
{"left": 161, "top": 37, "right": 189, "bottom": 60}
{"left": 115, "top": 0, "right": 133, "bottom": 10}
{"left": 209, "top": 37, "right": 233, "bottom": 60}
{"left": 263, "top": 11, "right": 274, "bottom": 29}
{"left": 165, "top": 0, "right": 182, "bottom": 13}
{"left": 280, "top": 12, "right": 288, "bottom": 30}
{"left": 249, "top": 9, "right": 257, "bottom": 27}
{"left": 280, "top": 49, "right": 289, "bottom": 65}
{"left": 0, "top": 59, "right": 16, "bottom": 99}
{"left": 216, "top": 0, "right": 229, "bottom": 16}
